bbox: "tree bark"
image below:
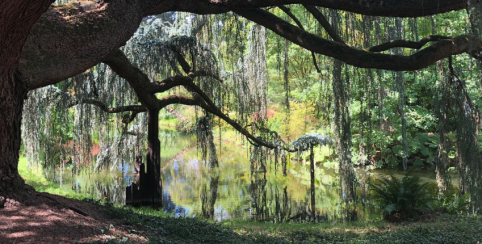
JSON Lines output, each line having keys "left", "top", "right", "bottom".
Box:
{"left": 22, "top": 1, "right": 143, "bottom": 89}
{"left": 0, "top": 69, "right": 29, "bottom": 206}
{"left": 198, "top": 0, "right": 466, "bottom": 17}
{"left": 0, "top": 0, "right": 54, "bottom": 206}
{"left": 146, "top": 109, "right": 162, "bottom": 208}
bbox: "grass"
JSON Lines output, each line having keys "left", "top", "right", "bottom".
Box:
{"left": 18, "top": 156, "right": 482, "bottom": 243}
{"left": 97, "top": 203, "right": 482, "bottom": 243}
{"left": 18, "top": 156, "right": 89, "bottom": 200}
{"left": 159, "top": 118, "right": 179, "bottom": 130}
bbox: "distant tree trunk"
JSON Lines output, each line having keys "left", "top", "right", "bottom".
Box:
{"left": 435, "top": 74, "right": 452, "bottom": 193}
{"left": 310, "top": 145, "right": 316, "bottom": 220}
{"left": 455, "top": 86, "right": 482, "bottom": 213}
{"left": 0, "top": 0, "right": 55, "bottom": 206}
{"left": 332, "top": 59, "right": 356, "bottom": 203}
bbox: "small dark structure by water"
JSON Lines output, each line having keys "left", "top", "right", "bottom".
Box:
{"left": 126, "top": 109, "right": 162, "bottom": 208}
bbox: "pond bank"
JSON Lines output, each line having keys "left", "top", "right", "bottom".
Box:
{"left": 3, "top": 190, "right": 482, "bottom": 243}
{"left": 13, "top": 159, "right": 482, "bottom": 243}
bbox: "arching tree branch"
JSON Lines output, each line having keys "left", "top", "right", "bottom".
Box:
{"left": 153, "top": 75, "right": 193, "bottom": 94}
{"left": 123, "top": 111, "right": 142, "bottom": 124}
{"left": 367, "top": 35, "right": 451, "bottom": 52}
{"left": 235, "top": 8, "right": 482, "bottom": 71}
{"left": 178, "top": 80, "right": 285, "bottom": 149}
{"left": 278, "top": 6, "right": 303, "bottom": 29}
{"left": 175, "top": 51, "right": 193, "bottom": 74}
{"left": 68, "top": 99, "right": 147, "bottom": 113}
{"left": 67, "top": 98, "right": 144, "bottom": 124}
{"left": 191, "top": 71, "right": 223, "bottom": 82}
{"left": 168, "top": 46, "right": 223, "bottom": 82}
{"left": 196, "top": 0, "right": 466, "bottom": 17}
{"left": 103, "top": 49, "right": 161, "bottom": 109}
{"left": 158, "top": 94, "right": 202, "bottom": 108}
{"left": 101, "top": 48, "right": 281, "bottom": 149}
{"left": 20, "top": 0, "right": 469, "bottom": 91}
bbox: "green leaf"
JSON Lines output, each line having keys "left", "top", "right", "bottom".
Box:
{"left": 376, "top": 160, "right": 384, "bottom": 168}
{"left": 386, "top": 155, "right": 398, "bottom": 167}
{"left": 420, "top": 147, "right": 430, "bottom": 156}
{"left": 414, "top": 159, "right": 424, "bottom": 166}
{"left": 315, "top": 178, "right": 320, "bottom": 186}
{"left": 392, "top": 145, "right": 402, "bottom": 156}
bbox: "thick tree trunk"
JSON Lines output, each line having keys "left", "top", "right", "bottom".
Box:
{"left": 0, "top": 69, "right": 29, "bottom": 206}
{"left": 146, "top": 109, "right": 162, "bottom": 208}
{"left": 0, "top": 0, "right": 54, "bottom": 206}
{"left": 125, "top": 109, "right": 162, "bottom": 208}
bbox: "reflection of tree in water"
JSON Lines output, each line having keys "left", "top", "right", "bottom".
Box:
{"left": 201, "top": 175, "right": 219, "bottom": 219}
{"left": 163, "top": 193, "right": 189, "bottom": 217}
{"left": 248, "top": 141, "right": 293, "bottom": 222}
{"left": 249, "top": 169, "right": 294, "bottom": 222}
{"left": 197, "top": 116, "right": 219, "bottom": 169}
{"left": 249, "top": 168, "right": 268, "bottom": 221}
{"left": 273, "top": 185, "right": 291, "bottom": 222}
{"left": 93, "top": 175, "right": 125, "bottom": 204}
{"left": 249, "top": 141, "right": 268, "bottom": 221}
{"left": 198, "top": 116, "right": 220, "bottom": 219}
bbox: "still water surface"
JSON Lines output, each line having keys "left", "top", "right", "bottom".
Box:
{"left": 45, "top": 130, "right": 443, "bottom": 222}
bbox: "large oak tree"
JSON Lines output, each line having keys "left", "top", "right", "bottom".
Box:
{"left": 0, "top": 0, "right": 476, "bottom": 205}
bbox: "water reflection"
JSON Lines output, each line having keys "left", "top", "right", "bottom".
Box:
{"left": 201, "top": 174, "right": 219, "bottom": 219}
{"left": 249, "top": 168, "right": 268, "bottom": 221}
{"left": 40, "top": 130, "right": 447, "bottom": 222}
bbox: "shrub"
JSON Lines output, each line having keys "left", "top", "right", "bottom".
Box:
{"left": 369, "top": 174, "right": 434, "bottom": 219}
{"left": 435, "top": 189, "right": 474, "bottom": 214}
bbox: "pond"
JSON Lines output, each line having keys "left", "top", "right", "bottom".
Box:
{"left": 41, "top": 130, "right": 449, "bottom": 222}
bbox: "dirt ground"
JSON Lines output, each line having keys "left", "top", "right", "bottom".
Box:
{"left": 0, "top": 188, "right": 149, "bottom": 244}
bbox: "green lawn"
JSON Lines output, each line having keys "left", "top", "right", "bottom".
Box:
{"left": 18, "top": 156, "right": 89, "bottom": 200}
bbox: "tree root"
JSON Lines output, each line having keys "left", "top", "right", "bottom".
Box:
{"left": 39, "top": 193, "right": 89, "bottom": 217}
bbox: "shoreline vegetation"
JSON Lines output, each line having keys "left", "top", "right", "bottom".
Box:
{"left": 10, "top": 156, "right": 482, "bottom": 243}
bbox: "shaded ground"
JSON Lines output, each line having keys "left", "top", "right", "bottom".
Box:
{"left": 0, "top": 189, "right": 148, "bottom": 244}
{"left": 2, "top": 186, "right": 482, "bottom": 243}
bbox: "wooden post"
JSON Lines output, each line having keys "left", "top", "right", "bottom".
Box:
{"left": 310, "top": 145, "right": 315, "bottom": 220}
